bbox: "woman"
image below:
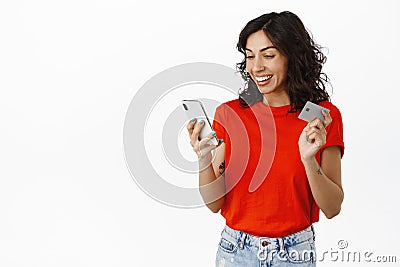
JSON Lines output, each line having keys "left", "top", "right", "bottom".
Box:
{"left": 186, "top": 11, "right": 344, "bottom": 266}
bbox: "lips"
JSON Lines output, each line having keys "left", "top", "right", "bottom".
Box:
{"left": 254, "top": 75, "right": 273, "bottom": 86}
{"left": 255, "top": 75, "right": 272, "bottom": 82}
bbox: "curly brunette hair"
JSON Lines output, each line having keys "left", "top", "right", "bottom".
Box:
{"left": 237, "top": 11, "right": 331, "bottom": 111}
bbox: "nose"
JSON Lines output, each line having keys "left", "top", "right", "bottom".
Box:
{"left": 253, "top": 56, "right": 265, "bottom": 72}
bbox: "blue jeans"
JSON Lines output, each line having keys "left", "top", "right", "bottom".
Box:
{"left": 216, "top": 225, "right": 316, "bottom": 267}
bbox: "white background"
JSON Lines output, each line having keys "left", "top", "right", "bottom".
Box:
{"left": 1, "top": 0, "right": 399, "bottom": 266}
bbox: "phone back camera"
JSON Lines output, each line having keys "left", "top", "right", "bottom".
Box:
{"left": 306, "top": 108, "right": 310, "bottom": 112}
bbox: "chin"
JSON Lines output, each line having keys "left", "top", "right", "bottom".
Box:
{"left": 257, "top": 86, "right": 275, "bottom": 95}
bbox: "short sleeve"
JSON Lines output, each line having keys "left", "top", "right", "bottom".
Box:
{"left": 212, "top": 104, "right": 227, "bottom": 142}
{"left": 321, "top": 103, "right": 345, "bottom": 157}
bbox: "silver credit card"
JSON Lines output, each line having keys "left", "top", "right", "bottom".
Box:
{"left": 298, "top": 101, "right": 329, "bottom": 123}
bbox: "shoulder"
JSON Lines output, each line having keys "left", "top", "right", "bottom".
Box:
{"left": 218, "top": 99, "right": 242, "bottom": 109}
{"left": 318, "top": 101, "right": 342, "bottom": 119}
{"left": 318, "top": 101, "right": 341, "bottom": 111}
{"left": 215, "top": 99, "right": 243, "bottom": 113}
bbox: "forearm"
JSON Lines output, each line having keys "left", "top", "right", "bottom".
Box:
{"left": 198, "top": 155, "right": 225, "bottom": 213}
{"left": 302, "top": 157, "right": 344, "bottom": 218}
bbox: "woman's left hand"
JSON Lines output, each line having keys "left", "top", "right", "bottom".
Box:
{"left": 298, "top": 109, "right": 332, "bottom": 161}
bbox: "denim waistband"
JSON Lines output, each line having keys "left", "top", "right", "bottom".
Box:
{"left": 222, "top": 224, "right": 315, "bottom": 250}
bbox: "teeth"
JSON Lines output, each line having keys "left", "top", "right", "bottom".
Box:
{"left": 255, "top": 75, "right": 272, "bottom": 82}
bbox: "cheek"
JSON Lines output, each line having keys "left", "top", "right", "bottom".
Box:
{"left": 245, "top": 62, "right": 252, "bottom": 73}
{"left": 279, "top": 66, "right": 288, "bottom": 78}
{"left": 282, "top": 60, "right": 289, "bottom": 77}
{"left": 275, "top": 63, "right": 288, "bottom": 79}
{"left": 271, "top": 56, "right": 288, "bottom": 77}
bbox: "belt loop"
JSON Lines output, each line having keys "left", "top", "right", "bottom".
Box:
{"left": 278, "top": 238, "right": 284, "bottom": 252}
{"left": 257, "top": 238, "right": 268, "bottom": 261}
{"left": 238, "top": 231, "right": 246, "bottom": 250}
{"left": 311, "top": 224, "right": 316, "bottom": 241}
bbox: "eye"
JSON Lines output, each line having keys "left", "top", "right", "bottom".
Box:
{"left": 264, "top": 54, "right": 275, "bottom": 58}
{"left": 245, "top": 55, "right": 254, "bottom": 59}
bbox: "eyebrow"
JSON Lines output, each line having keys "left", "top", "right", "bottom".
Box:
{"left": 245, "top": 46, "right": 277, "bottom": 53}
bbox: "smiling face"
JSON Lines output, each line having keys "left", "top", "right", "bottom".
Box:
{"left": 245, "top": 30, "right": 289, "bottom": 105}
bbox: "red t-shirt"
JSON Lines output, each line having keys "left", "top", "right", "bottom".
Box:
{"left": 212, "top": 99, "right": 344, "bottom": 237}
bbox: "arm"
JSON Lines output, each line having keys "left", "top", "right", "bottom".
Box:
{"left": 187, "top": 118, "right": 226, "bottom": 213}
{"left": 301, "top": 146, "right": 343, "bottom": 218}
{"left": 198, "top": 143, "right": 226, "bottom": 213}
{"left": 298, "top": 110, "right": 344, "bottom": 219}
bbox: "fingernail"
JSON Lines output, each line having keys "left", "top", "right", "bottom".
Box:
{"left": 191, "top": 118, "right": 195, "bottom": 122}
{"left": 219, "top": 139, "right": 224, "bottom": 143}
{"left": 211, "top": 131, "right": 216, "bottom": 136}
{"left": 199, "top": 120, "right": 203, "bottom": 125}
{"left": 306, "top": 136, "right": 309, "bottom": 143}
{"left": 323, "top": 108, "right": 329, "bottom": 113}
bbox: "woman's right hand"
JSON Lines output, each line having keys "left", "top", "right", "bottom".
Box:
{"left": 186, "top": 118, "right": 220, "bottom": 161}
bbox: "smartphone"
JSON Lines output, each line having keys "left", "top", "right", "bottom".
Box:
{"left": 298, "top": 101, "right": 329, "bottom": 123}
{"left": 182, "top": 99, "right": 219, "bottom": 146}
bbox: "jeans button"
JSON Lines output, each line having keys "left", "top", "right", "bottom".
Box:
{"left": 262, "top": 241, "right": 269, "bottom": 246}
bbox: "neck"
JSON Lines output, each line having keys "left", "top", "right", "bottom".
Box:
{"left": 262, "top": 92, "right": 290, "bottom": 107}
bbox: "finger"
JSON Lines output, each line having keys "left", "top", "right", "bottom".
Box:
{"left": 207, "top": 130, "right": 217, "bottom": 138}
{"left": 306, "top": 126, "right": 326, "bottom": 137}
{"left": 309, "top": 118, "right": 324, "bottom": 130}
{"left": 198, "top": 137, "right": 217, "bottom": 151}
{"left": 300, "top": 123, "right": 309, "bottom": 137}
{"left": 186, "top": 118, "right": 196, "bottom": 129}
{"left": 299, "top": 124, "right": 310, "bottom": 145}
{"left": 198, "top": 130, "right": 218, "bottom": 149}
{"left": 305, "top": 127, "right": 318, "bottom": 139}
{"left": 193, "top": 136, "right": 209, "bottom": 155}
{"left": 186, "top": 118, "right": 197, "bottom": 135}
{"left": 217, "top": 138, "right": 224, "bottom": 147}
{"left": 196, "top": 136, "right": 217, "bottom": 159}
{"left": 190, "top": 119, "right": 205, "bottom": 145}
{"left": 308, "top": 131, "right": 326, "bottom": 147}
{"left": 306, "top": 128, "right": 319, "bottom": 142}
{"left": 321, "top": 108, "right": 332, "bottom": 127}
